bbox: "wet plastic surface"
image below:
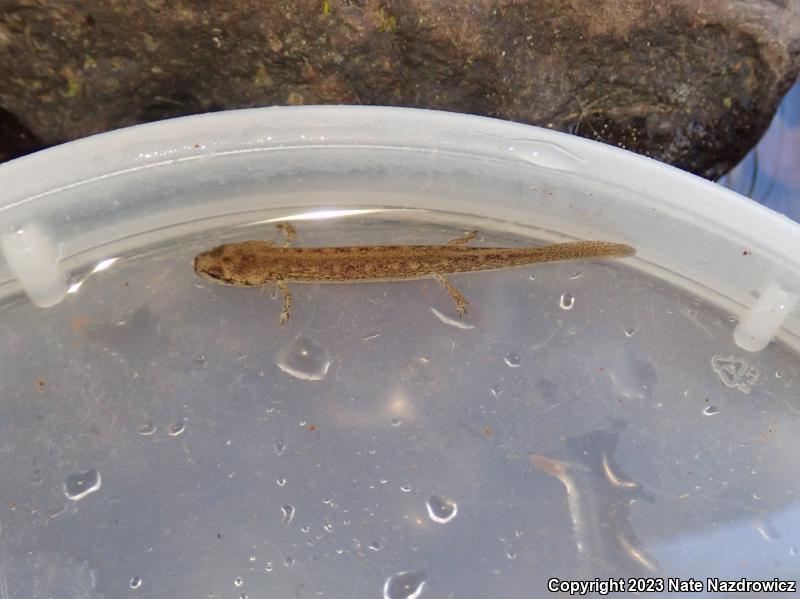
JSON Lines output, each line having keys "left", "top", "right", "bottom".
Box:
{"left": 1, "top": 107, "right": 799, "bottom": 598}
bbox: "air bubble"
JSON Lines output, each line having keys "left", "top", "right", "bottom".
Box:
{"left": 276, "top": 337, "right": 331, "bottom": 381}
{"left": 282, "top": 504, "right": 295, "bottom": 525}
{"left": 702, "top": 406, "right": 719, "bottom": 416}
{"left": 275, "top": 439, "right": 286, "bottom": 455}
{"left": 503, "top": 353, "right": 521, "bottom": 367}
{"left": 559, "top": 293, "right": 575, "bottom": 310}
{"left": 137, "top": 421, "right": 156, "bottom": 436}
{"left": 129, "top": 576, "right": 142, "bottom": 589}
{"left": 167, "top": 421, "right": 186, "bottom": 436}
{"left": 425, "top": 494, "right": 458, "bottom": 524}
{"left": 63, "top": 468, "right": 101, "bottom": 501}
{"left": 383, "top": 570, "right": 426, "bottom": 599}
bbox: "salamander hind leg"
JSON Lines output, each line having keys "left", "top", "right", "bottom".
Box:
{"left": 446, "top": 230, "right": 478, "bottom": 246}
{"left": 433, "top": 273, "right": 469, "bottom": 317}
{"left": 276, "top": 223, "right": 296, "bottom": 248}
{"left": 276, "top": 280, "right": 293, "bottom": 326}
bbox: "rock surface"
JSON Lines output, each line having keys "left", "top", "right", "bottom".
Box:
{"left": 1, "top": 0, "right": 799, "bottom": 177}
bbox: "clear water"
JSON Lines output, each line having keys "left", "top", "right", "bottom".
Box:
{"left": 1, "top": 214, "right": 799, "bottom": 598}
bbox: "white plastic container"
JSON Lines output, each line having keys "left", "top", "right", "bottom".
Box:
{"left": 0, "top": 107, "right": 798, "bottom": 598}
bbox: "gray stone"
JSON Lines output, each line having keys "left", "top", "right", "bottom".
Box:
{"left": 0, "top": 0, "right": 798, "bottom": 177}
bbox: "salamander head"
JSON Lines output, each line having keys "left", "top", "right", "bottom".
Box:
{"left": 194, "top": 240, "right": 280, "bottom": 286}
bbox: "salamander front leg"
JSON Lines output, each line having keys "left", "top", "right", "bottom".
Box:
{"left": 276, "top": 223, "right": 296, "bottom": 248}
{"left": 276, "top": 280, "right": 292, "bottom": 325}
{"left": 433, "top": 273, "right": 468, "bottom": 317}
{"left": 446, "top": 230, "right": 478, "bottom": 246}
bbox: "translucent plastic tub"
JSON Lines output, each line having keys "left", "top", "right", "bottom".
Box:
{"left": 1, "top": 107, "right": 799, "bottom": 598}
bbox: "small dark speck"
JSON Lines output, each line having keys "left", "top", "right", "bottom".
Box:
{"left": 307, "top": 423, "right": 316, "bottom": 432}
{"left": 742, "top": 250, "right": 751, "bottom": 256}
{"left": 216, "top": 532, "right": 223, "bottom": 539}
{"left": 35, "top": 379, "right": 45, "bottom": 391}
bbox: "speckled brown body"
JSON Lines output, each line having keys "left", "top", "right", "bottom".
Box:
{"left": 194, "top": 240, "right": 635, "bottom": 286}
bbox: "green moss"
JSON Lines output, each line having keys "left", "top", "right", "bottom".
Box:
{"left": 61, "top": 66, "right": 81, "bottom": 97}
{"left": 377, "top": 9, "right": 396, "bottom": 33}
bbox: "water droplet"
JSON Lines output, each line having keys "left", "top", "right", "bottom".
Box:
{"left": 506, "top": 550, "right": 517, "bottom": 560}
{"left": 284, "top": 556, "right": 294, "bottom": 567}
{"left": 703, "top": 406, "right": 719, "bottom": 416}
{"left": 528, "top": 274, "right": 536, "bottom": 281}
{"left": 380, "top": 478, "right": 388, "bottom": 485}
{"left": 753, "top": 493, "right": 761, "bottom": 500}
{"left": 323, "top": 523, "right": 334, "bottom": 533}
{"left": 624, "top": 327, "right": 637, "bottom": 337}
{"left": 369, "top": 541, "right": 381, "bottom": 551}
{"left": 282, "top": 504, "right": 295, "bottom": 525}
{"left": 249, "top": 555, "right": 256, "bottom": 562}
{"left": 167, "top": 421, "right": 186, "bottom": 436}
{"left": 569, "top": 272, "right": 582, "bottom": 280}
{"left": 136, "top": 421, "right": 156, "bottom": 436}
{"left": 400, "top": 483, "right": 412, "bottom": 493}
{"left": 490, "top": 385, "right": 502, "bottom": 397}
{"left": 234, "top": 577, "right": 244, "bottom": 587}
{"left": 515, "top": 529, "right": 524, "bottom": 537}
{"left": 275, "top": 439, "right": 286, "bottom": 456}
{"left": 301, "top": 524, "right": 310, "bottom": 533}
{"left": 276, "top": 477, "right": 286, "bottom": 487}
{"left": 63, "top": 468, "right": 101, "bottom": 501}
{"left": 129, "top": 576, "right": 142, "bottom": 589}
{"left": 559, "top": 293, "right": 575, "bottom": 310}
{"left": 425, "top": 494, "right": 458, "bottom": 524}
{"left": 265, "top": 562, "right": 273, "bottom": 572}
{"left": 276, "top": 337, "right": 331, "bottom": 381}
{"left": 353, "top": 538, "right": 361, "bottom": 549}
{"left": 390, "top": 418, "right": 402, "bottom": 427}
{"left": 775, "top": 370, "right": 784, "bottom": 379}
{"left": 503, "top": 353, "right": 521, "bottom": 367}
{"left": 383, "top": 570, "right": 426, "bottom": 599}
{"left": 790, "top": 547, "right": 798, "bottom": 557}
